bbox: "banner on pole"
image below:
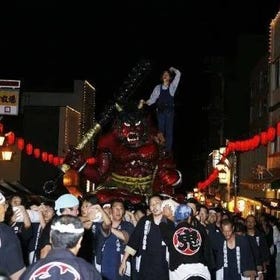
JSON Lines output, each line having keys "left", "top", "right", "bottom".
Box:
{"left": 0, "top": 80, "right": 20, "bottom": 116}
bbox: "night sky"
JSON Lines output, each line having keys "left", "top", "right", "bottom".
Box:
{"left": 1, "top": 1, "right": 280, "bottom": 188}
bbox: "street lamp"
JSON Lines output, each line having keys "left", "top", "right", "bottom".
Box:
{"left": 0, "top": 122, "right": 13, "bottom": 161}
{"left": 232, "top": 152, "right": 238, "bottom": 212}
{"left": 1, "top": 146, "right": 13, "bottom": 161}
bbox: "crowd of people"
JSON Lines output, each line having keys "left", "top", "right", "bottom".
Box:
{"left": 0, "top": 191, "right": 279, "bottom": 280}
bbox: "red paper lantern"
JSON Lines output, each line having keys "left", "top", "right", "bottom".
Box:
{"left": 5, "top": 132, "right": 15, "bottom": 145}
{"left": 25, "top": 143, "right": 33, "bottom": 155}
{"left": 86, "top": 157, "right": 96, "bottom": 165}
{"left": 239, "top": 141, "right": 245, "bottom": 151}
{"left": 48, "top": 154, "right": 54, "bottom": 164}
{"left": 53, "top": 157, "right": 59, "bottom": 166}
{"left": 17, "top": 138, "right": 25, "bottom": 151}
{"left": 242, "top": 140, "right": 248, "bottom": 151}
{"left": 252, "top": 135, "right": 260, "bottom": 148}
{"left": 249, "top": 139, "right": 254, "bottom": 149}
{"left": 41, "top": 152, "right": 48, "bottom": 162}
{"left": 267, "top": 127, "right": 276, "bottom": 142}
{"left": 260, "top": 132, "right": 268, "bottom": 146}
{"left": 33, "top": 148, "right": 41, "bottom": 158}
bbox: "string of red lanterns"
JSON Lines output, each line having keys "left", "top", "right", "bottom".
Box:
{"left": 0, "top": 123, "right": 96, "bottom": 167}
{"left": 16, "top": 137, "right": 96, "bottom": 166}
{"left": 197, "top": 124, "right": 280, "bottom": 191}
{"left": 5, "top": 120, "right": 279, "bottom": 184}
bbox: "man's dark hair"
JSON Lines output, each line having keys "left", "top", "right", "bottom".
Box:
{"left": 234, "top": 222, "right": 246, "bottom": 234}
{"left": 197, "top": 204, "right": 208, "bottom": 213}
{"left": 41, "top": 199, "right": 55, "bottom": 209}
{"left": 111, "top": 199, "right": 125, "bottom": 208}
{"left": 221, "top": 218, "right": 234, "bottom": 228}
{"left": 148, "top": 193, "right": 162, "bottom": 206}
{"left": 50, "top": 215, "right": 84, "bottom": 249}
{"left": 82, "top": 194, "right": 99, "bottom": 205}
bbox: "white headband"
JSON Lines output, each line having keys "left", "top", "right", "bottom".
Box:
{"left": 103, "top": 203, "right": 111, "bottom": 208}
{"left": 51, "top": 222, "right": 84, "bottom": 234}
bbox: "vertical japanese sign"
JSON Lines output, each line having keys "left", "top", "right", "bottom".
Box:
{"left": 0, "top": 79, "right": 20, "bottom": 115}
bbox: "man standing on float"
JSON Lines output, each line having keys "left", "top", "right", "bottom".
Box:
{"left": 144, "top": 66, "right": 181, "bottom": 156}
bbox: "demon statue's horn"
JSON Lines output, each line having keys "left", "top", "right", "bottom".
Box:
{"left": 60, "top": 59, "right": 152, "bottom": 174}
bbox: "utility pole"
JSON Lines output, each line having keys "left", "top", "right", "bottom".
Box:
{"left": 232, "top": 152, "right": 238, "bottom": 211}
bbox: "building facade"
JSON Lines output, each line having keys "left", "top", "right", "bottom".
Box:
{"left": 0, "top": 80, "right": 96, "bottom": 195}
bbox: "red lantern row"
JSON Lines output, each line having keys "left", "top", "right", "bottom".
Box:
{"left": 16, "top": 138, "right": 63, "bottom": 166}
{"left": 198, "top": 122, "right": 280, "bottom": 191}
{"left": 16, "top": 137, "right": 96, "bottom": 167}
{"left": 2, "top": 126, "right": 98, "bottom": 169}
{"left": 198, "top": 169, "right": 219, "bottom": 191}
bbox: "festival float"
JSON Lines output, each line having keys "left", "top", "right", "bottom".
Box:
{"left": 57, "top": 60, "right": 183, "bottom": 205}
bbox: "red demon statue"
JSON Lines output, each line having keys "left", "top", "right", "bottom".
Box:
{"left": 63, "top": 101, "right": 182, "bottom": 204}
